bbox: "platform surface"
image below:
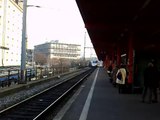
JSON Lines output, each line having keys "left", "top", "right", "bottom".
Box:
{"left": 54, "top": 67, "right": 160, "bottom": 120}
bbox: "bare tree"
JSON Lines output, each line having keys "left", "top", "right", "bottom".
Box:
{"left": 59, "top": 58, "right": 70, "bottom": 67}
{"left": 48, "top": 58, "right": 60, "bottom": 67}
{"left": 34, "top": 53, "right": 47, "bottom": 65}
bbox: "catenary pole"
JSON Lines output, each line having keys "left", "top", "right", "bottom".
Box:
{"left": 20, "top": 0, "right": 27, "bottom": 83}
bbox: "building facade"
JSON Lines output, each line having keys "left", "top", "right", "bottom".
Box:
{"left": 0, "top": 0, "right": 22, "bottom": 66}
{"left": 34, "top": 40, "right": 81, "bottom": 63}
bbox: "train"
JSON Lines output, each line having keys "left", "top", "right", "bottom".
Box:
{"left": 89, "top": 60, "right": 103, "bottom": 67}
{"left": 89, "top": 60, "right": 98, "bottom": 67}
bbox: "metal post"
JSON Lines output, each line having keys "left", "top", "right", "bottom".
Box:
{"left": 1, "top": 0, "right": 8, "bottom": 66}
{"left": 7, "top": 70, "right": 10, "bottom": 86}
{"left": 35, "top": 67, "right": 37, "bottom": 80}
{"left": 83, "top": 31, "right": 86, "bottom": 61}
{"left": 83, "top": 31, "right": 86, "bottom": 67}
{"left": 20, "top": 0, "right": 27, "bottom": 83}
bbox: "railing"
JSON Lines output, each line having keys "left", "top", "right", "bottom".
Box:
{"left": 0, "top": 66, "right": 72, "bottom": 88}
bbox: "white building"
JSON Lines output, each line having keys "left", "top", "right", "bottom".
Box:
{"left": 0, "top": 0, "right": 22, "bottom": 66}
{"left": 34, "top": 40, "right": 81, "bottom": 60}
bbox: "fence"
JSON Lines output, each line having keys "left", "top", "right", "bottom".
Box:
{"left": 0, "top": 66, "right": 70, "bottom": 88}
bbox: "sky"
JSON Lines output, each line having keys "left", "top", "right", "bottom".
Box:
{"left": 27, "top": 0, "right": 93, "bottom": 50}
{"left": 26, "top": 0, "right": 97, "bottom": 58}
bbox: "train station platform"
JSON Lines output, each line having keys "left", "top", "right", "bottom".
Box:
{"left": 54, "top": 67, "right": 160, "bottom": 120}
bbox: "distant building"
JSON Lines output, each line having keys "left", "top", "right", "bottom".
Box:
{"left": 34, "top": 40, "right": 81, "bottom": 61}
{"left": 0, "top": 0, "right": 23, "bottom": 66}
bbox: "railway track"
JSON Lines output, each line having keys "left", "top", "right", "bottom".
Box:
{"left": 0, "top": 68, "right": 95, "bottom": 120}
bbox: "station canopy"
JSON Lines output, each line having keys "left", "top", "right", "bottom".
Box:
{"left": 76, "top": 0, "right": 160, "bottom": 60}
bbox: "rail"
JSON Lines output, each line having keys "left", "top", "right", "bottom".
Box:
{"left": 0, "top": 68, "right": 95, "bottom": 119}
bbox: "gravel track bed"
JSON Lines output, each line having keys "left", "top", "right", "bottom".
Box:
{"left": 0, "top": 78, "right": 61, "bottom": 111}
{"left": 0, "top": 68, "right": 88, "bottom": 111}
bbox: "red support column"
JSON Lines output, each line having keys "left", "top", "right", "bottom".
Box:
{"left": 111, "top": 50, "right": 115, "bottom": 67}
{"left": 104, "top": 55, "right": 108, "bottom": 69}
{"left": 117, "top": 47, "right": 121, "bottom": 66}
{"left": 106, "top": 55, "right": 110, "bottom": 68}
{"left": 127, "top": 33, "right": 134, "bottom": 84}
